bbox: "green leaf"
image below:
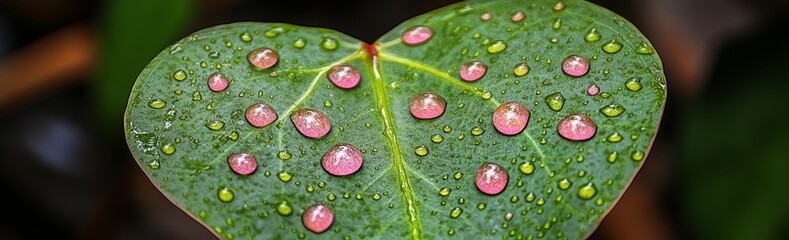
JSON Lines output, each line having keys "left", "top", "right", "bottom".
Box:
{"left": 124, "top": 0, "right": 666, "bottom": 239}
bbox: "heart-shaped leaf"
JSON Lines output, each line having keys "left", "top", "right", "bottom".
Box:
{"left": 124, "top": 0, "right": 666, "bottom": 239}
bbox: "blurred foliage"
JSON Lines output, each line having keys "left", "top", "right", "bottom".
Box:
{"left": 95, "top": 0, "right": 194, "bottom": 132}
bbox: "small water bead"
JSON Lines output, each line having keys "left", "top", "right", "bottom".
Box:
{"left": 562, "top": 55, "right": 590, "bottom": 77}
{"left": 402, "top": 26, "right": 433, "bottom": 45}
{"left": 450, "top": 207, "right": 463, "bottom": 218}
{"left": 443, "top": 125, "right": 452, "bottom": 133}
{"left": 278, "top": 172, "right": 292, "bottom": 182}
{"left": 607, "top": 132, "right": 623, "bottom": 143}
{"left": 247, "top": 47, "right": 278, "bottom": 69}
{"left": 475, "top": 163, "right": 509, "bottom": 195}
{"left": 584, "top": 27, "right": 601, "bottom": 42}
{"left": 372, "top": 194, "right": 381, "bottom": 200}
{"left": 557, "top": 114, "right": 597, "bottom": 141}
{"left": 625, "top": 77, "right": 643, "bottom": 91}
{"left": 409, "top": 92, "right": 446, "bottom": 119}
{"left": 321, "top": 143, "right": 363, "bottom": 176}
{"left": 302, "top": 204, "right": 333, "bottom": 234}
{"left": 513, "top": 63, "right": 530, "bottom": 76}
{"left": 414, "top": 145, "right": 429, "bottom": 156}
{"left": 207, "top": 72, "right": 229, "bottom": 92}
{"left": 161, "top": 143, "right": 175, "bottom": 155}
{"left": 487, "top": 41, "right": 507, "bottom": 54}
{"left": 558, "top": 178, "right": 572, "bottom": 190}
{"left": 519, "top": 162, "right": 535, "bottom": 175}
{"left": 631, "top": 151, "right": 645, "bottom": 161}
{"left": 321, "top": 38, "right": 338, "bottom": 50}
{"left": 587, "top": 84, "right": 600, "bottom": 96}
{"left": 431, "top": 134, "right": 444, "bottom": 143}
{"left": 608, "top": 151, "right": 619, "bottom": 163}
{"left": 245, "top": 103, "right": 278, "bottom": 128}
{"left": 206, "top": 120, "right": 225, "bottom": 131}
{"left": 602, "top": 39, "right": 623, "bottom": 53}
{"left": 227, "top": 153, "right": 258, "bottom": 175}
{"left": 552, "top": 18, "right": 562, "bottom": 29}
{"left": 454, "top": 172, "right": 463, "bottom": 180}
{"left": 600, "top": 104, "right": 626, "bottom": 117}
{"left": 526, "top": 193, "right": 536, "bottom": 202}
{"left": 277, "top": 201, "right": 293, "bottom": 216}
{"left": 481, "top": 91, "right": 492, "bottom": 100}
{"left": 470, "top": 127, "right": 485, "bottom": 136}
{"left": 635, "top": 43, "right": 655, "bottom": 54}
{"left": 578, "top": 183, "right": 597, "bottom": 200}
{"left": 173, "top": 69, "right": 186, "bottom": 81}
{"left": 218, "top": 187, "right": 234, "bottom": 202}
{"left": 148, "top": 99, "right": 166, "bottom": 109}
{"left": 493, "top": 102, "right": 530, "bottom": 136}
{"left": 553, "top": 2, "right": 566, "bottom": 11}
{"left": 239, "top": 32, "right": 252, "bottom": 42}
{"left": 459, "top": 61, "right": 487, "bottom": 81}
{"left": 293, "top": 38, "right": 306, "bottom": 48}
{"left": 480, "top": 13, "right": 492, "bottom": 21}
{"left": 277, "top": 150, "right": 291, "bottom": 160}
{"left": 290, "top": 109, "right": 332, "bottom": 139}
{"left": 511, "top": 11, "right": 525, "bottom": 22}
{"left": 439, "top": 187, "right": 451, "bottom": 196}
{"left": 545, "top": 92, "right": 565, "bottom": 111}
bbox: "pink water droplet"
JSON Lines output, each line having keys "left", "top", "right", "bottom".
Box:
{"left": 302, "top": 204, "right": 334, "bottom": 234}
{"left": 245, "top": 103, "right": 277, "bottom": 128}
{"left": 481, "top": 13, "right": 492, "bottom": 21}
{"left": 459, "top": 61, "right": 487, "bottom": 82}
{"left": 409, "top": 92, "right": 446, "bottom": 119}
{"left": 290, "top": 109, "right": 331, "bottom": 139}
{"left": 475, "top": 163, "right": 508, "bottom": 195}
{"left": 587, "top": 84, "right": 600, "bottom": 96}
{"left": 207, "top": 72, "right": 229, "bottom": 92}
{"left": 493, "top": 102, "right": 530, "bottom": 135}
{"left": 327, "top": 64, "right": 361, "bottom": 89}
{"left": 322, "top": 144, "right": 363, "bottom": 176}
{"left": 557, "top": 113, "right": 597, "bottom": 141}
{"left": 511, "top": 11, "right": 525, "bottom": 22}
{"left": 562, "top": 55, "right": 590, "bottom": 77}
{"left": 247, "top": 47, "right": 278, "bottom": 69}
{"left": 227, "top": 153, "right": 257, "bottom": 175}
{"left": 402, "top": 26, "right": 433, "bottom": 45}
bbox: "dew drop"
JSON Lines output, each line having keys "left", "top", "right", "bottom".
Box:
{"left": 277, "top": 150, "right": 291, "bottom": 160}
{"left": 206, "top": 120, "right": 225, "bottom": 131}
{"left": 148, "top": 99, "right": 166, "bottom": 109}
{"left": 545, "top": 92, "right": 565, "bottom": 111}
{"left": 247, "top": 47, "right": 278, "bottom": 69}
{"left": 519, "top": 162, "right": 535, "bottom": 175}
{"left": 459, "top": 61, "right": 487, "bottom": 81}
{"left": 402, "top": 26, "right": 433, "bottom": 45}
{"left": 607, "top": 132, "right": 623, "bottom": 143}
{"left": 218, "top": 187, "right": 234, "bottom": 202}
{"left": 558, "top": 178, "right": 572, "bottom": 190}
{"left": 173, "top": 69, "right": 186, "bottom": 81}
{"left": 608, "top": 151, "right": 619, "bottom": 163}
{"left": 513, "top": 63, "right": 530, "bottom": 76}
{"left": 227, "top": 153, "right": 257, "bottom": 175}
{"left": 562, "top": 55, "right": 590, "bottom": 77}
{"left": 239, "top": 32, "right": 252, "bottom": 42}
{"left": 602, "top": 39, "right": 622, "bottom": 53}
{"left": 454, "top": 172, "right": 463, "bottom": 180}
{"left": 302, "top": 204, "right": 333, "bottom": 233}
{"left": 475, "top": 163, "right": 508, "bottom": 195}
{"left": 557, "top": 114, "right": 597, "bottom": 141}
{"left": 480, "top": 13, "right": 492, "bottom": 21}
{"left": 321, "top": 38, "right": 338, "bottom": 50}
{"left": 471, "top": 127, "right": 485, "bottom": 136}
{"left": 321, "top": 144, "right": 363, "bottom": 176}
{"left": 553, "top": 2, "right": 566, "bottom": 11}
{"left": 443, "top": 125, "right": 452, "bottom": 133}
{"left": 625, "top": 77, "right": 642, "bottom": 91}
{"left": 290, "top": 109, "right": 331, "bottom": 139}
{"left": 293, "top": 38, "right": 306, "bottom": 48}
{"left": 511, "top": 11, "right": 525, "bottom": 22}
{"left": 276, "top": 201, "right": 293, "bottom": 216}
{"left": 584, "top": 27, "right": 601, "bottom": 42}
{"left": 278, "top": 172, "right": 292, "bottom": 182}
{"left": 414, "top": 145, "right": 429, "bottom": 156}
{"left": 578, "top": 183, "right": 597, "bottom": 200}
{"left": 327, "top": 64, "right": 361, "bottom": 89}
{"left": 439, "top": 187, "right": 451, "bottom": 196}
{"left": 161, "top": 143, "right": 175, "bottom": 155}
{"left": 631, "top": 151, "right": 645, "bottom": 161}
{"left": 493, "top": 102, "right": 530, "bottom": 136}
{"left": 409, "top": 92, "right": 446, "bottom": 119}
{"left": 635, "top": 42, "right": 655, "bottom": 54}
{"left": 431, "top": 134, "right": 444, "bottom": 143}
{"left": 450, "top": 207, "right": 464, "bottom": 218}
{"left": 481, "top": 91, "right": 492, "bottom": 100}
{"left": 552, "top": 18, "right": 562, "bottom": 29}
{"left": 487, "top": 40, "right": 507, "bottom": 54}
{"left": 587, "top": 84, "right": 600, "bottom": 96}
{"left": 207, "top": 72, "right": 229, "bottom": 92}
{"left": 600, "top": 104, "right": 625, "bottom": 117}
{"left": 245, "top": 103, "right": 278, "bottom": 128}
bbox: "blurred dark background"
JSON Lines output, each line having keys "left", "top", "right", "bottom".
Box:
{"left": 1, "top": 0, "right": 788, "bottom": 239}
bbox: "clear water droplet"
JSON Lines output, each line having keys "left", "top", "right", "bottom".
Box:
{"left": 206, "top": 120, "right": 225, "bottom": 131}
{"left": 323, "top": 101, "right": 333, "bottom": 108}
{"left": 475, "top": 163, "right": 508, "bottom": 195}
{"left": 443, "top": 125, "right": 452, "bottom": 133}
{"left": 578, "top": 183, "right": 597, "bottom": 200}
{"left": 431, "top": 134, "right": 444, "bottom": 143}
{"left": 245, "top": 103, "right": 278, "bottom": 128}
{"left": 552, "top": 18, "right": 562, "bottom": 29}
{"left": 276, "top": 201, "right": 293, "bottom": 216}
{"left": 558, "top": 178, "right": 572, "bottom": 190}
{"left": 207, "top": 72, "right": 229, "bottom": 92}
{"left": 439, "top": 187, "right": 451, "bottom": 196}
{"left": 493, "top": 102, "right": 530, "bottom": 136}
{"left": 247, "top": 47, "right": 278, "bottom": 69}
{"left": 481, "top": 91, "right": 492, "bottom": 100}
{"left": 277, "top": 150, "right": 291, "bottom": 160}
{"left": 557, "top": 114, "right": 597, "bottom": 141}
{"left": 148, "top": 99, "right": 166, "bottom": 109}
{"left": 321, "top": 38, "right": 338, "bottom": 50}
{"left": 293, "top": 38, "right": 306, "bottom": 48}
{"left": 631, "top": 151, "right": 645, "bottom": 161}
{"left": 192, "top": 91, "right": 202, "bottom": 101}
{"left": 635, "top": 42, "right": 655, "bottom": 54}
{"left": 218, "top": 187, "right": 234, "bottom": 202}
{"left": 161, "top": 143, "right": 175, "bottom": 155}
{"left": 600, "top": 104, "right": 625, "bottom": 117}
{"left": 290, "top": 109, "right": 331, "bottom": 139}
{"left": 553, "top": 2, "right": 566, "bottom": 11}
{"left": 584, "top": 27, "right": 601, "bottom": 42}
{"left": 562, "top": 55, "right": 590, "bottom": 77}
{"left": 480, "top": 13, "right": 492, "bottom": 21}
{"left": 608, "top": 151, "right": 619, "bottom": 163}
{"left": 227, "top": 153, "right": 257, "bottom": 175}
{"left": 322, "top": 144, "right": 363, "bottom": 176}
{"left": 607, "top": 132, "right": 623, "bottom": 143}
{"left": 487, "top": 40, "right": 507, "bottom": 54}
{"left": 470, "top": 127, "right": 485, "bottom": 136}
{"left": 173, "top": 69, "right": 186, "bottom": 81}
{"left": 513, "top": 63, "right": 530, "bottom": 76}
{"left": 409, "top": 92, "right": 446, "bottom": 119}
{"left": 450, "top": 207, "right": 463, "bottom": 218}
{"left": 602, "top": 39, "right": 623, "bottom": 54}
{"left": 519, "top": 162, "right": 535, "bottom": 175}
{"left": 587, "top": 84, "right": 600, "bottom": 96}
{"left": 511, "top": 11, "right": 525, "bottom": 22}
{"left": 302, "top": 204, "right": 333, "bottom": 233}
{"left": 328, "top": 64, "right": 361, "bottom": 89}
{"left": 414, "top": 145, "right": 429, "bottom": 156}
{"left": 454, "top": 172, "right": 463, "bottom": 180}
{"left": 545, "top": 92, "right": 565, "bottom": 111}
{"left": 402, "top": 26, "right": 433, "bottom": 45}
{"left": 278, "top": 171, "right": 292, "bottom": 182}
{"left": 239, "top": 32, "right": 252, "bottom": 42}
{"left": 459, "top": 61, "right": 487, "bottom": 81}
{"left": 625, "top": 77, "right": 642, "bottom": 91}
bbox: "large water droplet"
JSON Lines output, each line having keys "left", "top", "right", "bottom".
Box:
{"left": 431, "top": 134, "right": 444, "bottom": 143}
{"left": 584, "top": 27, "right": 601, "bottom": 42}
{"left": 239, "top": 32, "right": 252, "bottom": 42}
{"left": 227, "top": 153, "right": 258, "bottom": 175}
{"left": 487, "top": 41, "right": 507, "bottom": 54}
{"left": 578, "top": 183, "right": 597, "bottom": 200}
{"left": 302, "top": 204, "right": 334, "bottom": 233}
{"left": 409, "top": 92, "right": 446, "bottom": 119}
{"left": 207, "top": 72, "right": 229, "bottom": 92}
{"left": 625, "top": 77, "right": 642, "bottom": 91}
{"left": 635, "top": 42, "right": 655, "bottom": 54}
{"left": 545, "top": 92, "right": 565, "bottom": 111}
{"left": 278, "top": 171, "right": 292, "bottom": 182}
{"left": 513, "top": 63, "right": 530, "bottom": 76}
{"left": 148, "top": 99, "right": 166, "bottom": 109}
{"left": 511, "top": 11, "right": 525, "bottom": 22}
{"left": 173, "top": 69, "right": 186, "bottom": 81}
{"left": 246, "top": 103, "right": 278, "bottom": 128}
{"left": 450, "top": 207, "right": 464, "bottom": 218}
{"left": 475, "top": 163, "right": 508, "bottom": 195}
{"left": 557, "top": 114, "right": 597, "bottom": 141}
{"left": 321, "top": 37, "right": 338, "bottom": 50}
{"left": 414, "top": 145, "right": 429, "bottom": 156}
{"left": 587, "top": 84, "right": 600, "bottom": 96}
{"left": 631, "top": 151, "right": 645, "bottom": 161}
{"left": 562, "top": 55, "right": 590, "bottom": 77}
{"left": 327, "top": 64, "right": 361, "bottom": 89}
{"left": 600, "top": 104, "right": 625, "bottom": 117}
{"left": 470, "top": 127, "right": 485, "bottom": 136}
{"left": 293, "top": 38, "right": 306, "bottom": 48}
{"left": 278, "top": 150, "right": 292, "bottom": 160}
{"left": 290, "top": 109, "right": 331, "bottom": 139}
{"left": 161, "top": 143, "right": 175, "bottom": 155}
{"left": 206, "top": 120, "right": 225, "bottom": 131}
{"left": 519, "top": 161, "right": 535, "bottom": 175}
{"left": 602, "top": 39, "right": 622, "bottom": 53}
{"left": 277, "top": 201, "right": 293, "bottom": 216}
{"left": 402, "top": 26, "right": 433, "bottom": 45}
{"left": 493, "top": 102, "right": 530, "bottom": 136}
{"left": 247, "top": 47, "right": 278, "bottom": 69}
{"left": 459, "top": 61, "right": 487, "bottom": 81}
{"left": 218, "top": 187, "right": 234, "bottom": 202}
{"left": 322, "top": 144, "right": 363, "bottom": 176}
